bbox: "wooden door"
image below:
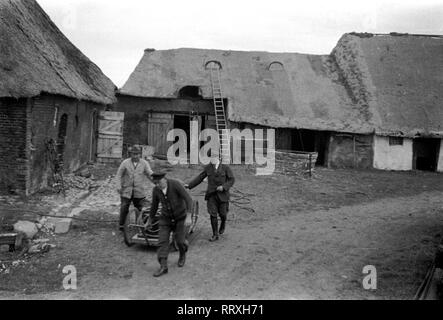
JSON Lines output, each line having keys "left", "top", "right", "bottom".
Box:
{"left": 147, "top": 113, "right": 174, "bottom": 156}
{"left": 97, "top": 111, "right": 124, "bottom": 163}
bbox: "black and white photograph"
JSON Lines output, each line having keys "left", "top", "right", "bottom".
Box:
{"left": 1, "top": 0, "right": 443, "bottom": 303}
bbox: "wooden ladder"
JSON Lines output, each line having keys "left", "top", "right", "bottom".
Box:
{"left": 209, "top": 66, "right": 230, "bottom": 163}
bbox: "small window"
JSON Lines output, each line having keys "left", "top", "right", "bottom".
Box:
{"left": 205, "top": 60, "right": 222, "bottom": 70}
{"left": 268, "top": 61, "right": 284, "bottom": 71}
{"left": 389, "top": 137, "right": 403, "bottom": 146}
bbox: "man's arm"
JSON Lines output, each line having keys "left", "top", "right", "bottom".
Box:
{"left": 186, "top": 170, "right": 207, "bottom": 190}
{"left": 222, "top": 165, "right": 235, "bottom": 191}
{"left": 115, "top": 161, "right": 126, "bottom": 194}
{"left": 143, "top": 159, "right": 154, "bottom": 179}
{"left": 175, "top": 181, "right": 193, "bottom": 211}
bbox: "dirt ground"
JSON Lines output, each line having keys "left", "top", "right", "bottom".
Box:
{"left": 1, "top": 164, "right": 443, "bottom": 300}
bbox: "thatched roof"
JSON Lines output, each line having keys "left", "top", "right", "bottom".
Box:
{"left": 120, "top": 48, "right": 374, "bottom": 134}
{"left": 0, "top": 0, "right": 116, "bottom": 104}
{"left": 121, "top": 33, "right": 443, "bottom": 137}
{"left": 332, "top": 33, "right": 443, "bottom": 137}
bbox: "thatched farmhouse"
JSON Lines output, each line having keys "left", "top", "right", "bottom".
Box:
{"left": 115, "top": 32, "right": 443, "bottom": 172}
{"left": 339, "top": 34, "right": 443, "bottom": 171}
{"left": 0, "top": 0, "right": 116, "bottom": 194}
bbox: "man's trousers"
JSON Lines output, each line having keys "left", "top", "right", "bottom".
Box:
{"left": 157, "top": 217, "right": 187, "bottom": 261}
{"left": 119, "top": 196, "right": 145, "bottom": 227}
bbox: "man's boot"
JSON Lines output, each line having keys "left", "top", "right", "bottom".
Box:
{"left": 219, "top": 218, "right": 226, "bottom": 235}
{"left": 178, "top": 250, "right": 186, "bottom": 267}
{"left": 209, "top": 217, "right": 219, "bottom": 242}
{"left": 153, "top": 258, "right": 168, "bottom": 277}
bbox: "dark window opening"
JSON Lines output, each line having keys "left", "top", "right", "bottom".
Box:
{"left": 90, "top": 110, "right": 98, "bottom": 161}
{"left": 413, "top": 138, "right": 439, "bottom": 171}
{"left": 389, "top": 136, "right": 403, "bottom": 146}
{"left": 179, "top": 86, "right": 202, "bottom": 99}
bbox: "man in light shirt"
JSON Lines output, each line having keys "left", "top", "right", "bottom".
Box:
{"left": 116, "top": 145, "right": 153, "bottom": 230}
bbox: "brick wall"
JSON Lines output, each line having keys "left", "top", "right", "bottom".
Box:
{"left": 0, "top": 98, "right": 28, "bottom": 193}
{"left": 1, "top": 95, "right": 106, "bottom": 194}
{"left": 28, "top": 94, "right": 104, "bottom": 193}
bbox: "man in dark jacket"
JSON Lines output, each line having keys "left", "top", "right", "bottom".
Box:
{"left": 149, "top": 172, "right": 193, "bottom": 277}
{"left": 186, "top": 150, "right": 235, "bottom": 241}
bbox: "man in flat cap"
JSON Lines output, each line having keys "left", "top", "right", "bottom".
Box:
{"left": 116, "top": 145, "right": 153, "bottom": 230}
{"left": 185, "top": 149, "right": 235, "bottom": 241}
{"left": 149, "top": 171, "right": 193, "bottom": 277}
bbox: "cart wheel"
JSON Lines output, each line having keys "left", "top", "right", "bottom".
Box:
{"left": 123, "top": 208, "right": 141, "bottom": 247}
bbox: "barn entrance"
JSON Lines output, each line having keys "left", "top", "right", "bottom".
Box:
{"left": 174, "top": 115, "right": 190, "bottom": 154}
{"left": 291, "top": 129, "right": 330, "bottom": 166}
{"left": 413, "top": 138, "right": 440, "bottom": 171}
{"left": 173, "top": 114, "right": 205, "bottom": 156}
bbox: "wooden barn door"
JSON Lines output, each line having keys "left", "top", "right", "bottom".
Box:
{"left": 97, "top": 111, "right": 124, "bottom": 163}
{"left": 147, "top": 113, "right": 173, "bottom": 156}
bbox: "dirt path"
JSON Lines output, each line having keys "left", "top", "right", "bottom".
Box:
{"left": 4, "top": 188, "right": 442, "bottom": 300}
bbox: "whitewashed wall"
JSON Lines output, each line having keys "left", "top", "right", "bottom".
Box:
{"left": 373, "top": 136, "right": 413, "bottom": 170}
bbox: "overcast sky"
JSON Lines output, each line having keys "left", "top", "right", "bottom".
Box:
{"left": 37, "top": 0, "right": 443, "bottom": 87}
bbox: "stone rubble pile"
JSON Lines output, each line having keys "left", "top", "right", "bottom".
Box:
{"left": 63, "top": 173, "right": 100, "bottom": 191}
{"left": 81, "top": 176, "right": 121, "bottom": 211}
{"left": 6, "top": 218, "right": 57, "bottom": 253}
{"left": 0, "top": 259, "right": 26, "bottom": 275}
{"left": 81, "top": 174, "right": 155, "bottom": 212}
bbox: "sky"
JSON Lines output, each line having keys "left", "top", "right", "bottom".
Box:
{"left": 37, "top": 0, "right": 443, "bottom": 87}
